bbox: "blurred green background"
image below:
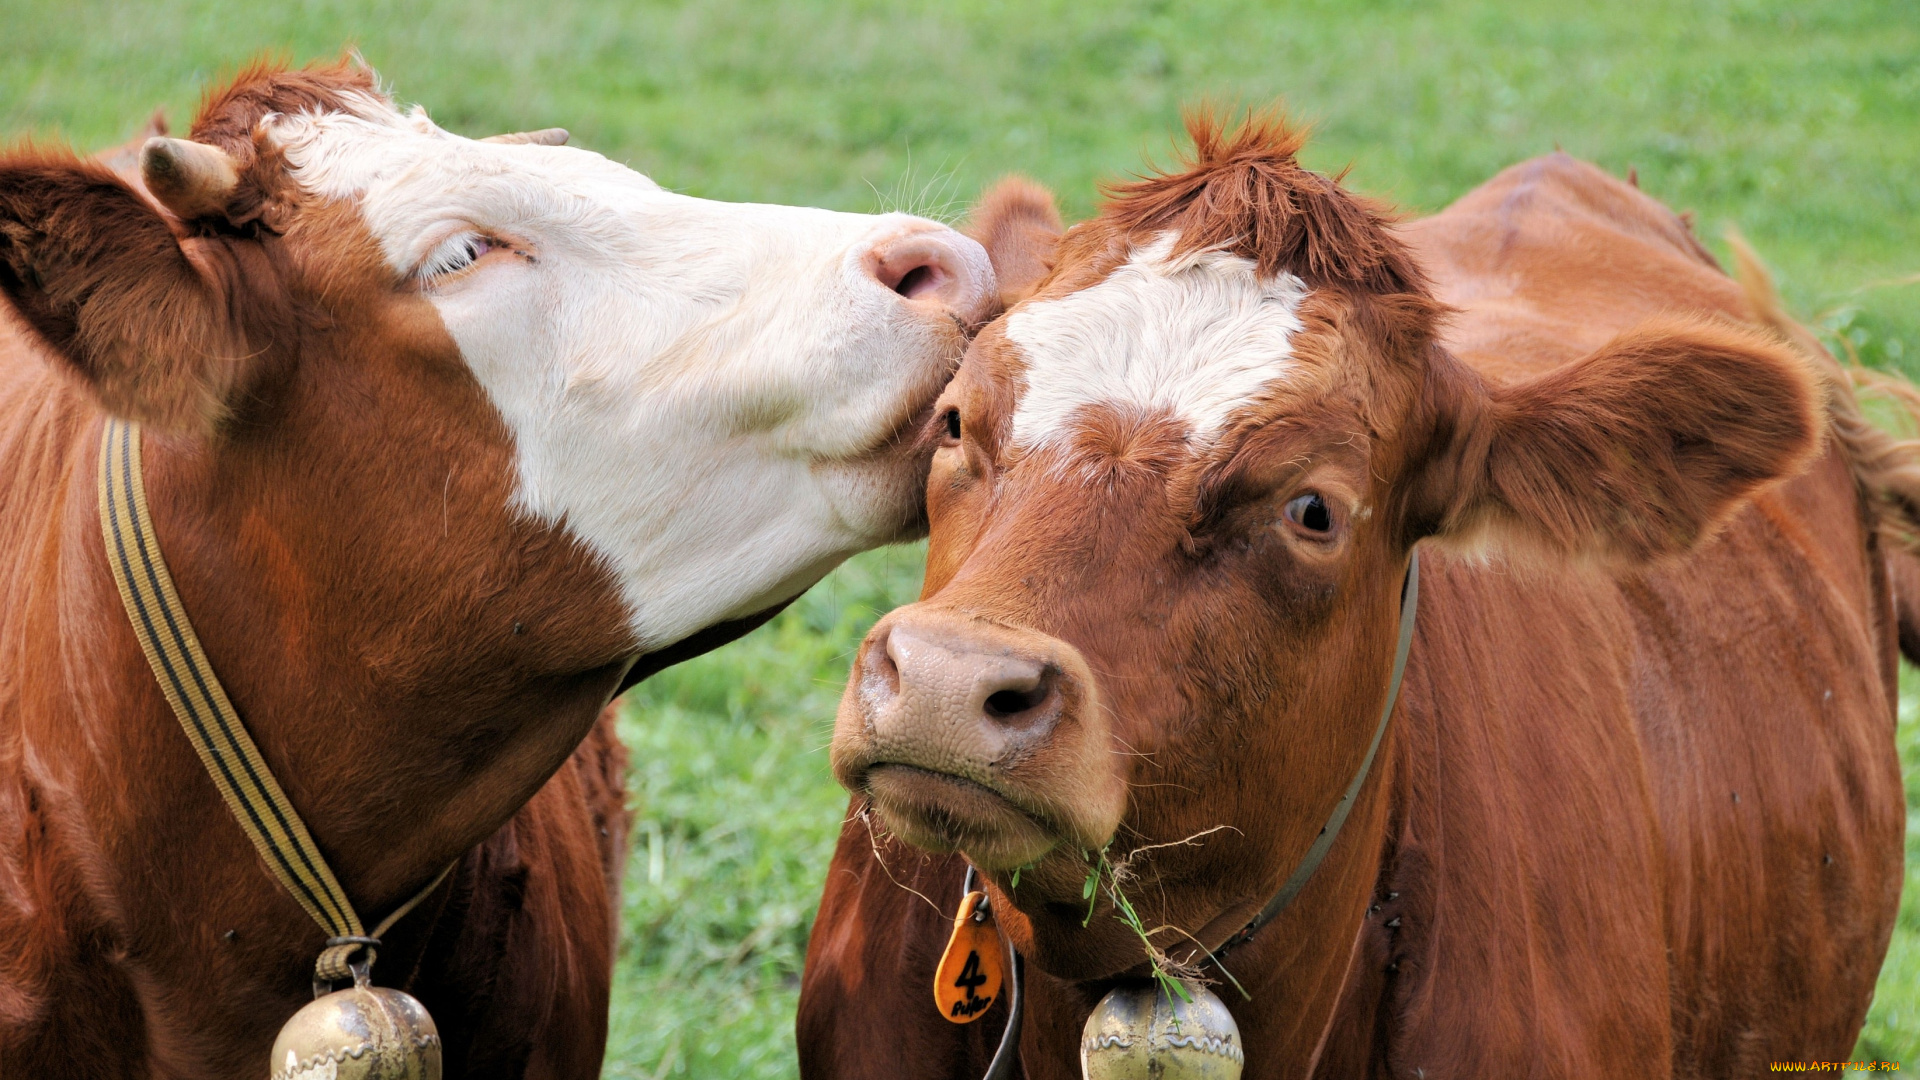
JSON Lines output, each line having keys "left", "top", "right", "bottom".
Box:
{"left": 4, "top": 0, "right": 1916, "bottom": 1073}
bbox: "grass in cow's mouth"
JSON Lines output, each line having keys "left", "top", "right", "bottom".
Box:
{"left": 1081, "top": 845, "right": 1201, "bottom": 1006}
{"left": 1079, "top": 826, "right": 1253, "bottom": 1008}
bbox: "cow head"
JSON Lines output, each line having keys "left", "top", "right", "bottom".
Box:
{"left": 829, "top": 112, "right": 1822, "bottom": 979}
{"left": 0, "top": 60, "right": 998, "bottom": 660}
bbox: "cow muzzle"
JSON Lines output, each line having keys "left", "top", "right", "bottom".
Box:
{"left": 829, "top": 605, "right": 1126, "bottom": 871}
{"left": 862, "top": 222, "right": 998, "bottom": 331}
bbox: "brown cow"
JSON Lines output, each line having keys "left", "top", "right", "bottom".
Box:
{"left": 798, "top": 115, "right": 1914, "bottom": 1078}
{"left": 0, "top": 60, "right": 1016, "bottom": 1077}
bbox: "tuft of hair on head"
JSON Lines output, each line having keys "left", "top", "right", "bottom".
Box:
{"left": 1100, "top": 106, "right": 1426, "bottom": 296}
{"left": 189, "top": 54, "right": 386, "bottom": 154}
{"left": 133, "top": 55, "right": 395, "bottom": 232}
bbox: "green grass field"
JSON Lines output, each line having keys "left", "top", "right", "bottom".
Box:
{"left": 4, "top": 0, "right": 1916, "bottom": 1073}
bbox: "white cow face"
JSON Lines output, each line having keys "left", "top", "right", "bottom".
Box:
{"left": 268, "top": 93, "right": 995, "bottom": 649}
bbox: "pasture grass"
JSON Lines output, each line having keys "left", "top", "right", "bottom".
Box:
{"left": 2, "top": 0, "right": 1916, "bottom": 1073}
{"left": 600, "top": 547, "right": 923, "bottom": 1079}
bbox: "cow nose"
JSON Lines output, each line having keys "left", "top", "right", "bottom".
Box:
{"left": 861, "top": 615, "right": 1064, "bottom": 749}
{"left": 832, "top": 604, "right": 1122, "bottom": 865}
{"left": 862, "top": 223, "right": 997, "bottom": 328}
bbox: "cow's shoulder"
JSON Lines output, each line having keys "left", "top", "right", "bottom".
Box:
{"left": 1403, "top": 153, "right": 1748, "bottom": 379}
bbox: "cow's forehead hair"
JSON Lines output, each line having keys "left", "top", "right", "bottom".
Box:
{"left": 1005, "top": 232, "right": 1309, "bottom": 453}
{"left": 266, "top": 99, "right": 669, "bottom": 275}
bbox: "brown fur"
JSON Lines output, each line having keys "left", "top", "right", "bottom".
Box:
{"left": 186, "top": 57, "right": 383, "bottom": 232}
{"left": 0, "top": 63, "right": 641, "bottom": 1078}
{"left": 0, "top": 148, "right": 277, "bottom": 430}
{"left": 1728, "top": 230, "right": 1920, "bottom": 558}
{"left": 799, "top": 120, "right": 1901, "bottom": 1079}
{"left": 1103, "top": 108, "right": 1425, "bottom": 295}
{"left": 1439, "top": 315, "right": 1822, "bottom": 563}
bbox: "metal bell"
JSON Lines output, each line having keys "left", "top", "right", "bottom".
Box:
{"left": 269, "top": 983, "right": 442, "bottom": 1080}
{"left": 1080, "top": 980, "right": 1244, "bottom": 1080}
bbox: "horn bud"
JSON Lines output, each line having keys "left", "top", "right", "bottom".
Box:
{"left": 481, "top": 127, "right": 569, "bottom": 146}
{"left": 139, "top": 137, "right": 240, "bottom": 220}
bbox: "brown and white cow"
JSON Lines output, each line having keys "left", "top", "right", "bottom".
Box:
{"left": 0, "top": 60, "right": 1019, "bottom": 1077}
{"left": 799, "top": 115, "right": 1913, "bottom": 1078}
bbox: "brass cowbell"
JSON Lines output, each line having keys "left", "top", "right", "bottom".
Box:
{"left": 269, "top": 962, "right": 442, "bottom": 1080}
{"left": 1080, "top": 981, "right": 1244, "bottom": 1080}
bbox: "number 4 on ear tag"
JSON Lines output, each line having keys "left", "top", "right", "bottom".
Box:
{"left": 934, "top": 890, "right": 1005, "bottom": 1024}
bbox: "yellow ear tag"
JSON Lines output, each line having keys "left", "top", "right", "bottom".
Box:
{"left": 934, "top": 890, "right": 1005, "bottom": 1024}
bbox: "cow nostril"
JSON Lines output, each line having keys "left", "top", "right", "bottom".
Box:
{"left": 890, "top": 263, "right": 943, "bottom": 299}
{"left": 863, "top": 228, "right": 989, "bottom": 321}
{"left": 983, "top": 686, "right": 1048, "bottom": 719}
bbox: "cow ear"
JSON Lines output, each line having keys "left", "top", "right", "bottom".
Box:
{"left": 0, "top": 147, "right": 267, "bottom": 432}
{"left": 964, "top": 175, "right": 1063, "bottom": 310}
{"left": 1412, "top": 316, "right": 1823, "bottom": 563}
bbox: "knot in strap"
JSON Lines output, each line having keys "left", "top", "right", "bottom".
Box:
{"left": 310, "top": 865, "right": 457, "bottom": 997}
{"left": 315, "top": 937, "right": 379, "bottom": 989}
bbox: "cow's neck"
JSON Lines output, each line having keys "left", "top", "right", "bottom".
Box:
{"left": 1012, "top": 766, "right": 1397, "bottom": 1080}
{"left": 82, "top": 399, "right": 640, "bottom": 915}
{"left": 1245, "top": 754, "right": 1400, "bottom": 1077}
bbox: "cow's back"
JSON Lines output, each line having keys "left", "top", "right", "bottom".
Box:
{"left": 1369, "top": 155, "right": 1905, "bottom": 1074}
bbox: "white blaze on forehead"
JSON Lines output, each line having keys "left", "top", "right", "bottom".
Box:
{"left": 1006, "top": 235, "right": 1308, "bottom": 451}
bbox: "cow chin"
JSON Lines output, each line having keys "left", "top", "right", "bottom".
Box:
{"left": 813, "top": 421, "right": 941, "bottom": 546}
{"left": 808, "top": 320, "right": 969, "bottom": 546}
{"left": 862, "top": 763, "right": 1062, "bottom": 870}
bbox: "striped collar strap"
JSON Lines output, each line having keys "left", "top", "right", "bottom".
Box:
{"left": 1209, "top": 546, "right": 1420, "bottom": 965}
{"left": 98, "top": 418, "right": 444, "bottom": 988}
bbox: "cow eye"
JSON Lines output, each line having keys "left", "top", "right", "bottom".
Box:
{"left": 1284, "top": 493, "right": 1332, "bottom": 533}
{"left": 416, "top": 232, "right": 495, "bottom": 285}
{"left": 943, "top": 408, "right": 962, "bottom": 442}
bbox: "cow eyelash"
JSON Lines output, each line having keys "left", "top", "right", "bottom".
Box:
{"left": 416, "top": 232, "right": 497, "bottom": 286}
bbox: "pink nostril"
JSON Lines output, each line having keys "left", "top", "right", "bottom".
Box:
{"left": 889, "top": 263, "right": 944, "bottom": 299}
{"left": 880, "top": 620, "right": 1059, "bottom": 734}
{"left": 864, "top": 227, "right": 994, "bottom": 322}
{"left": 872, "top": 245, "right": 951, "bottom": 299}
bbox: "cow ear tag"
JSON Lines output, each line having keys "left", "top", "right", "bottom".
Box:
{"left": 935, "top": 890, "right": 1005, "bottom": 1023}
